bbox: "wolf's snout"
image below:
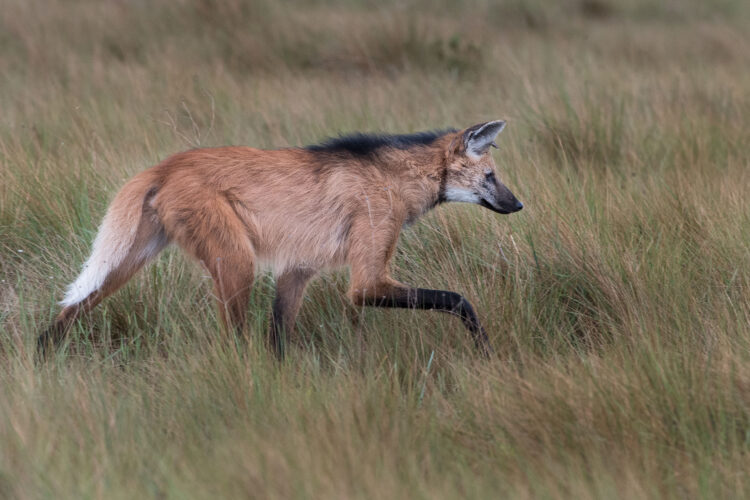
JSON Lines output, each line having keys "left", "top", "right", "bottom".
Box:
{"left": 501, "top": 197, "right": 523, "bottom": 214}
{"left": 496, "top": 189, "right": 523, "bottom": 214}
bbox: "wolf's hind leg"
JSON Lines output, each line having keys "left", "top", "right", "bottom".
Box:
{"left": 161, "top": 195, "right": 256, "bottom": 338}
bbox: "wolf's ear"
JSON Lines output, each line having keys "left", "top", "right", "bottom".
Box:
{"left": 463, "top": 120, "right": 506, "bottom": 158}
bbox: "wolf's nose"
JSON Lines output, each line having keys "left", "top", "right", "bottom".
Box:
{"left": 515, "top": 200, "right": 524, "bottom": 211}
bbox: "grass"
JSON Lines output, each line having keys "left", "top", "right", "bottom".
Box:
{"left": 1, "top": 0, "right": 750, "bottom": 497}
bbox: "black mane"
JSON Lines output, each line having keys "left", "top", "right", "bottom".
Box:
{"left": 306, "top": 128, "right": 456, "bottom": 156}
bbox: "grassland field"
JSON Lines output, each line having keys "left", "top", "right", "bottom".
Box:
{"left": 1, "top": 0, "right": 750, "bottom": 498}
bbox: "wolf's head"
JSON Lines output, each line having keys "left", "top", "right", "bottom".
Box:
{"left": 442, "top": 120, "right": 523, "bottom": 215}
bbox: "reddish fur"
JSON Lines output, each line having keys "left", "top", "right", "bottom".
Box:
{"left": 40, "top": 122, "right": 519, "bottom": 355}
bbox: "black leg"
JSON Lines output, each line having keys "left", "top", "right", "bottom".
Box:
{"left": 269, "top": 293, "right": 286, "bottom": 360}
{"left": 268, "top": 269, "right": 316, "bottom": 361}
{"left": 363, "top": 288, "right": 492, "bottom": 357}
{"left": 37, "top": 321, "right": 67, "bottom": 360}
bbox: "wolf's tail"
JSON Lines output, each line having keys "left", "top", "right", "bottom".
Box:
{"left": 38, "top": 169, "right": 170, "bottom": 355}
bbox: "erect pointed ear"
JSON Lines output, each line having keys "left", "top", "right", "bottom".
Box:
{"left": 463, "top": 120, "right": 506, "bottom": 158}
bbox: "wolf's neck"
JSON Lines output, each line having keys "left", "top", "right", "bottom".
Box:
{"left": 375, "top": 146, "right": 447, "bottom": 221}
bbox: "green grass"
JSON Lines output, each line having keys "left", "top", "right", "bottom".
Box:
{"left": 1, "top": 0, "right": 750, "bottom": 497}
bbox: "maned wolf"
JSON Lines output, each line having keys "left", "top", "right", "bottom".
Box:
{"left": 39, "top": 120, "right": 523, "bottom": 358}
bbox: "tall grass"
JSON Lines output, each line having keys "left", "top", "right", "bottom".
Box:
{"left": 1, "top": 0, "right": 750, "bottom": 497}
